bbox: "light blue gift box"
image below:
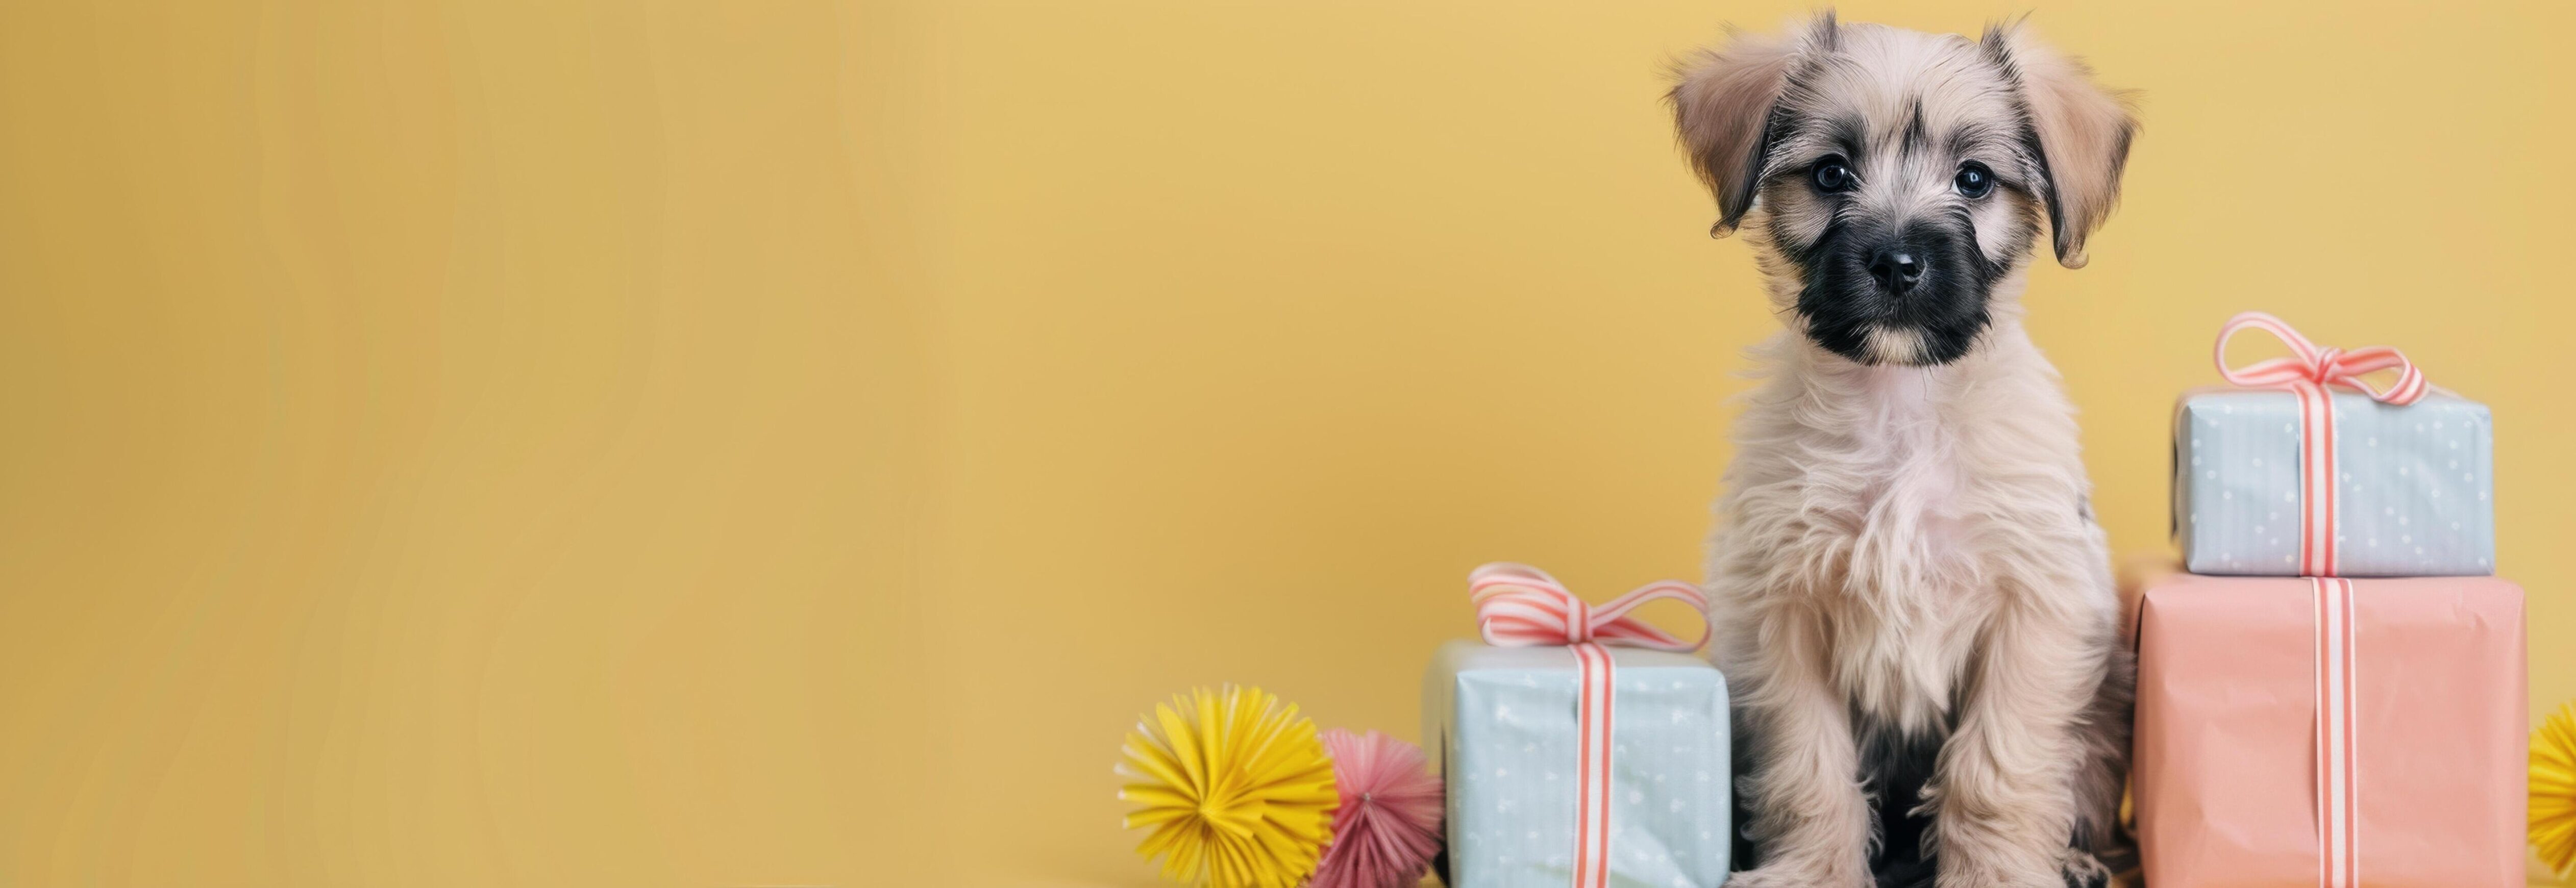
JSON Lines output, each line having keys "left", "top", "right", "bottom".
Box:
{"left": 2173, "top": 387, "right": 2494, "bottom": 576}
{"left": 1422, "top": 640, "right": 1731, "bottom": 888}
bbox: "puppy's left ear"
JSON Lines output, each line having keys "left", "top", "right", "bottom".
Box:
{"left": 1986, "top": 23, "right": 2138, "bottom": 269}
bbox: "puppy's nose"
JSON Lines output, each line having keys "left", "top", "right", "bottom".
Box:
{"left": 1869, "top": 249, "right": 1924, "bottom": 293}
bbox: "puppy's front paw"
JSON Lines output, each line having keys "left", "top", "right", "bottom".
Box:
{"left": 1730, "top": 864, "right": 1870, "bottom": 888}
{"left": 1934, "top": 859, "right": 2061, "bottom": 888}
{"left": 2056, "top": 848, "right": 2111, "bottom": 888}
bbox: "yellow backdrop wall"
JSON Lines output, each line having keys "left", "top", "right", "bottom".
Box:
{"left": 2, "top": 1, "right": 2566, "bottom": 885}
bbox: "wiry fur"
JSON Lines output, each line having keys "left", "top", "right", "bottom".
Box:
{"left": 1669, "top": 13, "right": 2139, "bottom": 888}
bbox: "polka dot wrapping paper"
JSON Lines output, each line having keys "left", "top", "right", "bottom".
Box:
{"left": 1421, "top": 641, "right": 1731, "bottom": 888}
{"left": 2172, "top": 387, "right": 2495, "bottom": 577}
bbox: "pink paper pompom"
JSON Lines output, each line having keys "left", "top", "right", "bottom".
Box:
{"left": 1311, "top": 729, "right": 1444, "bottom": 888}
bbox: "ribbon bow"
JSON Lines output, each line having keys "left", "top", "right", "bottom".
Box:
{"left": 1467, "top": 563, "right": 1708, "bottom": 888}
{"left": 1469, "top": 562, "right": 1708, "bottom": 653}
{"left": 2214, "top": 311, "right": 2429, "bottom": 405}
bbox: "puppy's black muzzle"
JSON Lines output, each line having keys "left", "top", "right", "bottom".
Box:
{"left": 1795, "top": 216, "right": 2001, "bottom": 366}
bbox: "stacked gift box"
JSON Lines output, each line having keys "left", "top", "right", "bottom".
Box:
{"left": 2129, "top": 312, "right": 2527, "bottom": 887}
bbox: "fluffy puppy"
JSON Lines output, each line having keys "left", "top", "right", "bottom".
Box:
{"left": 1669, "top": 13, "right": 2138, "bottom": 888}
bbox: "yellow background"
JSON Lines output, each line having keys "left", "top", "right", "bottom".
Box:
{"left": 1, "top": 1, "right": 2566, "bottom": 885}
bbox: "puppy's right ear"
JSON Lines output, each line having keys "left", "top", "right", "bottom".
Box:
{"left": 1667, "top": 13, "right": 1827, "bottom": 237}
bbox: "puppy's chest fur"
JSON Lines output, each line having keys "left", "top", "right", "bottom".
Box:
{"left": 1795, "top": 385, "right": 1989, "bottom": 732}
{"left": 1714, "top": 334, "right": 2090, "bottom": 736}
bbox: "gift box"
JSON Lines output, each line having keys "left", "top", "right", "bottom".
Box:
{"left": 1423, "top": 564, "right": 1730, "bottom": 888}
{"left": 2174, "top": 388, "right": 2493, "bottom": 576}
{"left": 2130, "top": 571, "right": 2527, "bottom": 888}
{"left": 2174, "top": 313, "right": 2494, "bottom": 577}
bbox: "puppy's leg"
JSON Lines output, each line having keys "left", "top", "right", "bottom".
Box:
{"left": 2068, "top": 643, "right": 2137, "bottom": 883}
{"left": 1926, "top": 601, "right": 2109, "bottom": 888}
{"left": 1731, "top": 610, "right": 1872, "bottom": 888}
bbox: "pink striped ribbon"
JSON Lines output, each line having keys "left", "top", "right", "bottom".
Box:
{"left": 1469, "top": 563, "right": 1707, "bottom": 888}
{"left": 2213, "top": 312, "right": 2432, "bottom": 575}
{"left": 2310, "top": 577, "right": 2361, "bottom": 888}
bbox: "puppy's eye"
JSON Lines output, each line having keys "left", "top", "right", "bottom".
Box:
{"left": 1953, "top": 162, "right": 1995, "bottom": 198}
{"left": 1811, "top": 157, "right": 1854, "bottom": 193}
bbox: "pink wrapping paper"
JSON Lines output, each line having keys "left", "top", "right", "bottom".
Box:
{"left": 2132, "top": 572, "right": 2526, "bottom": 888}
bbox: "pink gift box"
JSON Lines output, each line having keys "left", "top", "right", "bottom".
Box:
{"left": 2132, "top": 572, "right": 2526, "bottom": 888}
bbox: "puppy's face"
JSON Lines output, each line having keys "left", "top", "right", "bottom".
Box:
{"left": 1671, "top": 15, "right": 2136, "bottom": 366}
{"left": 1754, "top": 34, "right": 2039, "bottom": 366}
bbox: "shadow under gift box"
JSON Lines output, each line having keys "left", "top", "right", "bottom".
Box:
{"left": 1423, "top": 640, "right": 1731, "bottom": 888}
{"left": 2131, "top": 572, "right": 2526, "bottom": 888}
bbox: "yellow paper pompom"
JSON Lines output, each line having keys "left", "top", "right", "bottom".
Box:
{"left": 1117, "top": 686, "right": 1340, "bottom": 887}
{"left": 2536, "top": 701, "right": 2576, "bottom": 879}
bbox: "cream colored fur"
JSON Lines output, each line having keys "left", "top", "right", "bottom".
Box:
{"left": 1706, "top": 298, "right": 2130, "bottom": 888}
{"left": 1677, "top": 13, "right": 2137, "bottom": 888}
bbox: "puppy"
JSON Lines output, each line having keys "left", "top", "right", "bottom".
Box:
{"left": 1669, "top": 13, "right": 2137, "bottom": 888}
